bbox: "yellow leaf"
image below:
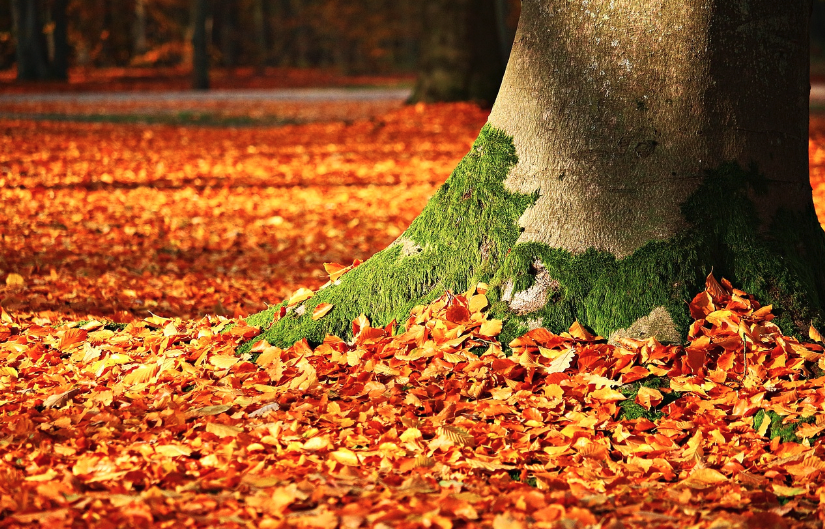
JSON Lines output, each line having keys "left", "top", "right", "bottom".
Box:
{"left": 590, "top": 387, "right": 626, "bottom": 402}
{"left": 682, "top": 468, "right": 728, "bottom": 489}
{"left": 121, "top": 364, "right": 157, "bottom": 386}
{"left": 206, "top": 422, "right": 243, "bottom": 438}
{"left": 469, "top": 294, "right": 488, "bottom": 313}
{"left": 772, "top": 484, "right": 806, "bottom": 497}
{"left": 191, "top": 404, "right": 232, "bottom": 416}
{"left": 209, "top": 355, "right": 239, "bottom": 369}
{"left": 25, "top": 469, "right": 58, "bottom": 482}
{"left": 323, "top": 262, "right": 352, "bottom": 282}
{"left": 155, "top": 445, "right": 192, "bottom": 457}
{"left": 635, "top": 386, "right": 663, "bottom": 410}
{"left": 312, "top": 303, "right": 333, "bottom": 321}
{"left": 5, "top": 273, "right": 24, "bottom": 287}
{"left": 256, "top": 346, "right": 281, "bottom": 367}
{"left": 0, "top": 367, "right": 18, "bottom": 378}
{"left": 400, "top": 427, "right": 423, "bottom": 442}
{"left": 162, "top": 321, "right": 179, "bottom": 337}
{"left": 330, "top": 448, "right": 360, "bottom": 466}
{"left": 438, "top": 426, "right": 474, "bottom": 446}
{"left": 303, "top": 436, "right": 332, "bottom": 451}
{"left": 288, "top": 287, "right": 314, "bottom": 306}
{"left": 811, "top": 325, "right": 823, "bottom": 343}
{"left": 545, "top": 347, "right": 576, "bottom": 374}
{"left": 479, "top": 319, "right": 503, "bottom": 337}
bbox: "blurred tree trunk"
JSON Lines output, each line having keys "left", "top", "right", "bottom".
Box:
{"left": 252, "top": 0, "right": 267, "bottom": 71}
{"left": 410, "top": 0, "right": 507, "bottom": 104}
{"left": 290, "top": 0, "right": 310, "bottom": 67}
{"left": 219, "top": 1, "right": 236, "bottom": 67}
{"left": 192, "top": 0, "right": 209, "bottom": 89}
{"left": 133, "top": 0, "right": 148, "bottom": 57}
{"left": 11, "top": 0, "right": 49, "bottom": 80}
{"left": 50, "top": 0, "right": 68, "bottom": 79}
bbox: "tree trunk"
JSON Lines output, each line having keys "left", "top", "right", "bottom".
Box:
{"left": 219, "top": 1, "right": 236, "bottom": 68}
{"left": 252, "top": 0, "right": 267, "bottom": 71}
{"left": 410, "top": 0, "right": 508, "bottom": 104}
{"left": 246, "top": 0, "right": 825, "bottom": 350}
{"left": 133, "top": 0, "right": 148, "bottom": 58}
{"left": 11, "top": 0, "right": 50, "bottom": 80}
{"left": 50, "top": 0, "right": 68, "bottom": 79}
{"left": 192, "top": 0, "right": 209, "bottom": 90}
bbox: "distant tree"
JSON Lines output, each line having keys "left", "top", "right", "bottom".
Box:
{"left": 410, "top": 0, "right": 516, "bottom": 104}
{"left": 191, "top": 0, "right": 209, "bottom": 89}
{"left": 11, "top": 0, "right": 68, "bottom": 80}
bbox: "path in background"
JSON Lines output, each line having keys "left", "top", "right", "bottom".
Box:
{"left": 0, "top": 87, "right": 414, "bottom": 125}
{"left": 0, "top": 66, "right": 414, "bottom": 94}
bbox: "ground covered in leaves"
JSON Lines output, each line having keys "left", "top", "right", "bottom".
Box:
{"left": 1, "top": 101, "right": 825, "bottom": 527}
{"left": 2, "top": 277, "right": 825, "bottom": 528}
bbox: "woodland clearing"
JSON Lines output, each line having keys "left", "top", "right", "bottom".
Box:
{"left": 1, "top": 101, "right": 825, "bottom": 527}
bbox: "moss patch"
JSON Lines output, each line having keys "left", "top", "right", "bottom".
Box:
{"left": 617, "top": 376, "right": 683, "bottom": 421}
{"left": 243, "top": 124, "right": 537, "bottom": 350}
{"left": 245, "top": 134, "right": 825, "bottom": 351}
{"left": 753, "top": 410, "right": 818, "bottom": 444}
{"left": 490, "top": 163, "right": 825, "bottom": 342}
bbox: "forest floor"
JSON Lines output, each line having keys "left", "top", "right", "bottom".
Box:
{"left": 1, "top": 91, "right": 825, "bottom": 528}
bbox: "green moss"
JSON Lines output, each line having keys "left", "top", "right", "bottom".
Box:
{"left": 243, "top": 129, "right": 825, "bottom": 351}
{"left": 617, "top": 377, "right": 682, "bottom": 421}
{"left": 243, "top": 124, "right": 537, "bottom": 350}
{"left": 753, "top": 410, "right": 817, "bottom": 444}
{"left": 490, "top": 162, "right": 825, "bottom": 340}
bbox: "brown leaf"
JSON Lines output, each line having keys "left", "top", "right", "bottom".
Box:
{"left": 705, "top": 272, "right": 728, "bottom": 300}
{"left": 43, "top": 388, "right": 82, "bottom": 409}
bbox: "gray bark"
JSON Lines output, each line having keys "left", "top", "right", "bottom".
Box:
{"left": 489, "top": 0, "right": 812, "bottom": 258}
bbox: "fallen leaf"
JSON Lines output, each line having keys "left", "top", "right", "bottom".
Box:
{"left": 312, "top": 303, "right": 334, "bottom": 321}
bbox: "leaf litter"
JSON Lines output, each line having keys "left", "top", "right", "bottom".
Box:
{"left": 1, "top": 274, "right": 825, "bottom": 527}
{"left": 0, "top": 105, "right": 824, "bottom": 527}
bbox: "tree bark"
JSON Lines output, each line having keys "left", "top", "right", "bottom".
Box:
{"left": 247, "top": 0, "right": 825, "bottom": 349}
{"left": 192, "top": 0, "right": 210, "bottom": 90}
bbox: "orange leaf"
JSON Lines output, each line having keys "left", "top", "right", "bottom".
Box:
{"left": 312, "top": 303, "right": 334, "bottom": 321}
{"left": 287, "top": 287, "right": 314, "bottom": 306}
{"left": 479, "top": 319, "right": 502, "bottom": 337}
{"left": 811, "top": 324, "right": 823, "bottom": 343}
{"left": 59, "top": 328, "right": 87, "bottom": 350}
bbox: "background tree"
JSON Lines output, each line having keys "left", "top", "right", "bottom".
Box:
{"left": 410, "top": 0, "right": 518, "bottom": 104}
{"left": 10, "top": 0, "right": 67, "bottom": 80}
{"left": 247, "top": 0, "right": 825, "bottom": 349}
{"left": 191, "top": 0, "right": 209, "bottom": 89}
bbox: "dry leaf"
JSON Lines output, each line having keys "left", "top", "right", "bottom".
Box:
{"left": 312, "top": 303, "right": 334, "bottom": 321}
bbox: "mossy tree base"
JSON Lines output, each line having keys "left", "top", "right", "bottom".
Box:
{"left": 244, "top": 127, "right": 825, "bottom": 353}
